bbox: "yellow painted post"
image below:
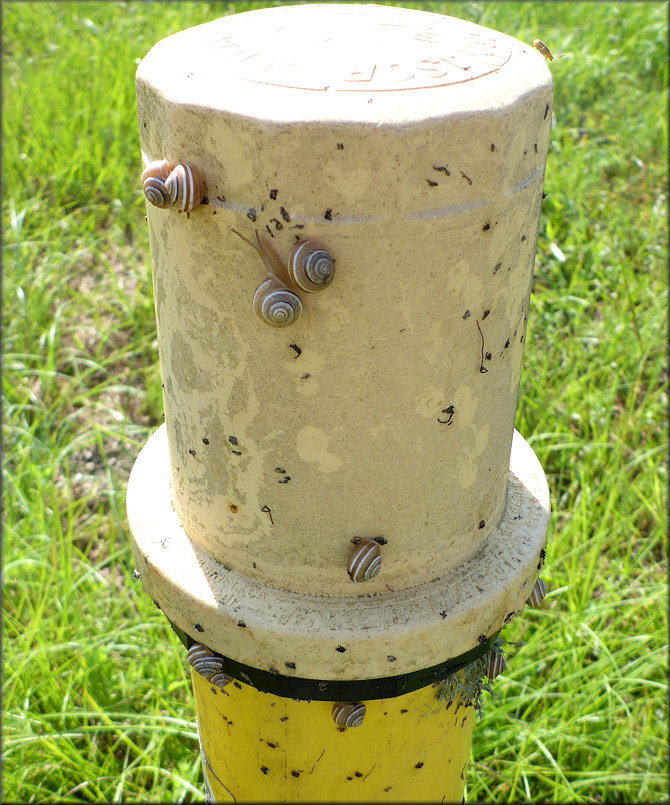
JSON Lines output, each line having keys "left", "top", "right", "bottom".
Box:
{"left": 191, "top": 670, "right": 476, "bottom": 802}
{"left": 127, "top": 4, "right": 553, "bottom": 801}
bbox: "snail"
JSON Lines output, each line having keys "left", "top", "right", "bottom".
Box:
{"left": 141, "top": 159, "right": 173, "bottom": 208}
{"left": 141, "top": 160, "right": 204, "bottom": 213}
{"left": 253, "top": 273, "right": 303, "bottom": 327}
{"left": 332, "top": 702, "right": 366, "bottom": 728}
{"left": 165, "top": 164, "right": 204, "bottom": 213}
{"left": 484, "top": 649, "right": 507, "bottom": 680}
{"left": 525, "top": 577, "right": 548, "bottom": 607}
{"left": 187, "top": 643, "right": 232, "bottom": 689}
{"left": 232, "top": 228, "right": 304, "bottom": 327}
{"left": 532, "top": 39, "right": 553, "bottom": 61}
{"left": 347, "top": 538, "right": 382, "bottom": 582}
{"left": 288, "top": 239, "right": 335, "bottom": 292}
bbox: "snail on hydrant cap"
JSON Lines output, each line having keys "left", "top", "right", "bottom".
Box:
{"left": 232, "top": 228, "right": 335, "bottom": 327}
{"left": 142, "top": 160, "right": 204, "bottom": 213}
{"left": 288, "top": 239, "right": 335, "bottom": 292}
{"left": 347, "top": 539, "right": 382, "bottom": 582}
{"left": 187, "top": 643, "right": 232, "bottom": 689}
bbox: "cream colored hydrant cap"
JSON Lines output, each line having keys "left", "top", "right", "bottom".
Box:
{"left": 130, "top": 3, "right": 552, "bottom": 679}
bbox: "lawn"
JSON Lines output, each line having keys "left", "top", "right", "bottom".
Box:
{"left": 2, "top": 1, "right": 667, "bottom": 801}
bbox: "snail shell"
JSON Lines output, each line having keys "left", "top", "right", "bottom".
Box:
{"left": 485, "top": 649, "right": 507, "bottom": 680}
{"left": 347, "top": 539, "right": 382, "bottom": 582}
{"left": 142, "top": 159, "right": 173, "bottom": 208}
{"left": 165, "top": 164, "right": 204, "bottom": 212}
{"left": 332, "top": 702, "right": 366, "bottom": 728}
{"left": 253, "top": 273, "right": 302, "bottom": 327}
{"left": 187, "top": 643, "right": 232, "bottom": 688}
{"left": 288, "top": 239, "right": 335, "bottom": 292}
{"left": 210, "top": 671, "right": 233, "bottom": 689}
{"left": 525, "top": 577, "right": 548, "bottom": 607}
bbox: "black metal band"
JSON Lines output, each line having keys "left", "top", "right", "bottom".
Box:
{"left": 169, "top": 619, "right": 497, "bottom": 701}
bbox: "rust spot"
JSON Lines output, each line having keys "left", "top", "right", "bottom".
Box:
{"left": 229, "top": 504, "right": 238, "bottom": 513}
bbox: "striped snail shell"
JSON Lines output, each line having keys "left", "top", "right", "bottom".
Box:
{"left": 165, "top": 164, "right": 204, "bottom": 212}
{"left": 187, "top": 643, "right": 232, "bottom": 688}
{"left": 253, "top": 273, "right": 302, "bottom": 327}
{"left": 485, "top": 649, "right": 507, "bottom": 680}
{"left": 288, "top": 239, "right": 335, "bottom": 292}
{"left": 332, "top": 702, "right": 366, "bottom": 728}
{"left": 142, "top": 159, "right": 173, "bottom": 208}
{"left": 210, "top": 671, "right": 233, "bottom": 689}
{"left": 347, "top": 539, "right": 382, "bottom": 582}
{"left": 525, "top": 577, "right": 548, "bottom": 607}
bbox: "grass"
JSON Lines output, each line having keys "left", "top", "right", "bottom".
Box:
{"left": 2, "top": 0, "right": 667, "bottom": 801}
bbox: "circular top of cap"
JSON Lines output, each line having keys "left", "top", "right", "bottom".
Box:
{"left": 137, "top": 3, "right": 551, "bottom": 124}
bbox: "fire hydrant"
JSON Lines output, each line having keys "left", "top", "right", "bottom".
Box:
{"left": 127, "top": 4, "right": 552, "bottom": 801}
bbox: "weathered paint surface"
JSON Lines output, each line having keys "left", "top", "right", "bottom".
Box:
{"left": 135, "top": 3, "right": 554, "bottom": 598}
{"left": 191, "top": 668, "right": 475, "bottom": 803}
{"left": 128, "top": 425, "right": 549, "bottom": 679}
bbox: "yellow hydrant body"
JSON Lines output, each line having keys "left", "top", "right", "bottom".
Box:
{"left": 192, "top": 670, "right": 475, "bottom": 803}
{"left": 128, "top": 4, "right": 553, "bottom": 800}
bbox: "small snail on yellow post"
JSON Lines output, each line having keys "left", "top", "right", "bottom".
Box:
{"left": 141, "top": 159, "right": 173, "bottom": 208}
{"left": 288, "top": 239, "right": 335, "bottom": 292}
{"left": 485, "top": 649, "right": 507, "bottom": 680}
{"left": 253, "top": 274, "right": 303, "bottom": 327}
{"left": 525, "top": 577, "right": 549, "bottom": 607}
{"left": 347, "top": 538, "right": 382, "bottom": 582}
{"left": 141, "top": 161, "right": 204, "bottom": 214}
{"left": 532, "top": 39, "right": 553, "bottom": 61}
{"left": 187, "top": 643, "right": 233, "bottom": 690}
{"left": 332, "top": 702, "right": 366, "bottom": 728}
{"left": 165, "top": 164, "right": 204, "bottom": 213}
{"left": 232, "top": 228, "right": 304, "bottom": 327}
